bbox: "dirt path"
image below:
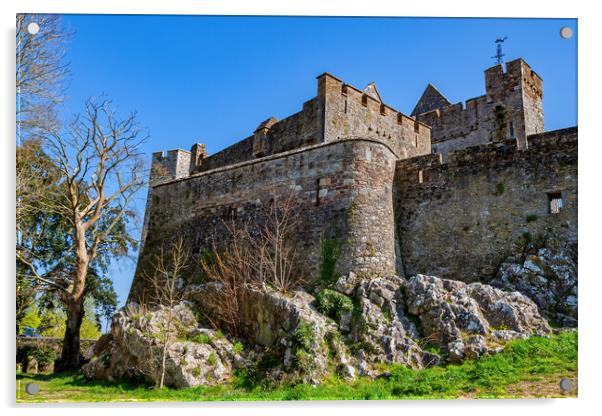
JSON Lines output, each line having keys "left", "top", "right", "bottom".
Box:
{"left": 460, "top": 373, "right": 578, "bottom": 399}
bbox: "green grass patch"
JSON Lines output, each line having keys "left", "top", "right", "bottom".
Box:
{"left": 16, "top": 331, "right": 577, "bottom": 402}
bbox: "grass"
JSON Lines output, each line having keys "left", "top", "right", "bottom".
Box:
{"left": 16, "top": 331, "right": 577, "bottom": 403}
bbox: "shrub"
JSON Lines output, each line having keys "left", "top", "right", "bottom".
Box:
{"left": 318, "top": 238, "right": 340, "bottom": 288}
{"left": 316, "top": 289, "right": 353, "bottom": 321}
{"left": 526, "top": 214, "right": 538, "bottom": 223}
{"left": 32, "top": 346, "right": 57, "bottom": 367}
{"left": 190, "top": 366, "right": 201, "bottom": 378}
{"left": 190, "top": 333, "right": 211, "bottom": 344}
{"left": 233, "top": 342, "right": 244, "bottom": 354}
{"left": 207, "top": 352, "right": 217, "bottom": 366}
{"left": 294, "top": 349, "right": 316, "bottom": 372}
{"left": 292, "top": 321, "right": 315, "bottom": 352}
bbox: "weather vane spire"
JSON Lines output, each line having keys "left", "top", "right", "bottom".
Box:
{"left": 492, "top": 36, "right": 508, "bottom": 65}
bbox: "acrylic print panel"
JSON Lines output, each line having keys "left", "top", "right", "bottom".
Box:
{"left": 16, "top": 14, "right": 577, "bottom": 402}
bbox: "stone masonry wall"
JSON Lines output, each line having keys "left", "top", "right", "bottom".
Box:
{"left": 129, "top": 138, "right": 398, "bottom": 301}
{"left": 394, "top": 127, "right": 577, "bottom": 283}
{"left": 199, "top": 98, "right": 322, "bottom": 172}
{"left": 318, "top": 73, "right": 431, "bottom": 160}
{"left": 416, "top": 59, "right": 544, "bottom": 159}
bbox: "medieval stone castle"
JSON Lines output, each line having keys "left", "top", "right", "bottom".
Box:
{"left": 129, "top": 58, "right": 577, "bottom": 298}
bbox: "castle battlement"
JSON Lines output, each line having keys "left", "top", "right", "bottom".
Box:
{"left": 150, "top": 72, "right": 432, "bottom": 187}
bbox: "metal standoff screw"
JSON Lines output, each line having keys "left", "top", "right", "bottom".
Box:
{"left": 26, "top": 22, "right": 40, "bottom": 35}
{"left": 559, "top": 378, "right": 573, "bottom": 392}
{"left": 25, "top": 382, "right": 40, "bottom": 395}
{"left": 560, "top": 27, "right": 573, "bottom": 39}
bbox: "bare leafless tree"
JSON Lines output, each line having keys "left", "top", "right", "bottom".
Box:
{"left": 16, "top": 14, "right": 70, "bottom": 140}
{"left": 198, "top": 222, "right": 254, "bottom": 337}
{"left": 19, "top": 97, "right": 146, "bottom": 370}
{"left": 250, "top": 191, "right": 305, "bottom": 291}
{"left": 199, "top": 191, "right": 305, "bottom": 336}
{"left": 142, "top": 238, "right": 190, "bottom": 389}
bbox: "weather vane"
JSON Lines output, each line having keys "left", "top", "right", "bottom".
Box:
{"left": 492, "top": 36, "right": 508, "bottom": 65}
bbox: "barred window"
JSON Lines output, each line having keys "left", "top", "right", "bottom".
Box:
{"left": 548, "top": 192, "right": 563, "bottom": 214}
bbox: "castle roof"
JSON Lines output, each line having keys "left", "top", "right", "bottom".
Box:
{"left": 411, "top": 83, "right": 452, "bottom": 116}
{"left": 363, "top": 82, "right": 383, "bottom": 103}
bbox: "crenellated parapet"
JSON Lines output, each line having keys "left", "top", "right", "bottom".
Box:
{"left": 317, "top": 73, "right": 431, "bottom": 160}
{"left": 414, "top": 58, "right": 544, "bottom": 158}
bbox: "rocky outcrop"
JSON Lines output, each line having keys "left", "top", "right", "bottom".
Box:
{"left": 83, "top": 302, "right": 242, "bottom": 388}
{"left": 340, "top": 274, "right": 550, "bottom": 369}
{"left": 490, "top": 241, "right": 577, "bottom": 327}
{"left": 91, "top": 274, "right": 553, "bottom": 388}
{"left": 401, "top": 274, "right": 550, "bottom": 362}
{"left": 187, "top": 284, "right": 335, "bottom": 384}
{"left": 349, "top": 276, "right": 440, "bottom": 373}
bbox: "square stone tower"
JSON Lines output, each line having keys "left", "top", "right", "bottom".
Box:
{"left": 413, "top": 58, "right": 544, "bottom": 157}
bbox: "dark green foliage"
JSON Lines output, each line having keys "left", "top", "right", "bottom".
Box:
{"left": 526, "top": 214, "right": 538, "bottom": 223}
{"left": 493, "top": 105, "right": 509, "bottom": 142}
{"left": 18, "top": 345, "right": 57, "bottom": 367}
{"left": 316, "top": 289, "right": 353, "bottom": 321}
{"left": 292, "top": 321, "right": 314, "bottom": 352}
{"left": 317, "top": 238, "right": 340, "bottom": 288}
{"left": 495, "top": 182, "right": 505, "bottom": 196}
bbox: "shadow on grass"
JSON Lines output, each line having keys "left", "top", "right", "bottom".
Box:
{"left": 18, "top": 370, "right": 153, "bottom": 392}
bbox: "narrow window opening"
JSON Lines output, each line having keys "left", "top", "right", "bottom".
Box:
{"left": 224, "top": 205, "right": 237, "bottom": 221}
{"left": 415, "top": 135, "right": 419, "bottom": 148}
{"left": 315, "top": 179, "right": 321, "bottom": 206}
{"left": 380, "top": 104, "right": 386, "bottom": 115}
{"left": 344, "top": 99, "right": 348, "bottom": 114}
{"left": 414, "top": 121, "right": 420, "bottom": 133}
{"left": 548, "top": 192, "right": 563, "bottom": 214}
{"left": 341, "top": 84, "right": 348, "bottom": 96}
{"left": 361, "top": 94, "right": 368, "bottom": 107}
{"left": 397, "top": 113, "right": 403, "bottom": 125}
{"left": 508, "top": 121, "right": 515, "bottom": 138}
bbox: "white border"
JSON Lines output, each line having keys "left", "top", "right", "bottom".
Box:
{"left": 2, "top": 1, "right": 599, "bottom": 415}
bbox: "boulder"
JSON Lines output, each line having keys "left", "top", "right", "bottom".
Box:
{"left": 83, "top": 302, "right": 241, "bottom": 388}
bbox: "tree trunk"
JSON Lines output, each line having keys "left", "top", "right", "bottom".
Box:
{"left": 56, "top": 295, "right": 85, "bottom": 371}
{"left": 56, "top": 222, "right": 89, "bottom": 371}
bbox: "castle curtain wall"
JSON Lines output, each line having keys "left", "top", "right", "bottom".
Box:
{"left": 394, "top": 128, "right": 577, "bottom": 282}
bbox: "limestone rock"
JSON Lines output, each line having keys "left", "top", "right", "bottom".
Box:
{"left": 83, "top": 302, "right": 240, "bottom": 388}
{"left": 402, "top": 274, "right": 551, "bottom": 360}
{"left": 491, "top": 241, "right": 577, "bottom": 326}
{"left": 335, "top": 272, "right": 361, "bottom": 295}
{"left": 350, "top": 276, "right": 439, "bottom": 371}
{"left": 187, "top": 284, "right": 335, "bottom": 384}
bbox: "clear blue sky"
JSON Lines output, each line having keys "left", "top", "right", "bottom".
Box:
{"left": 57, "top": 15, "right": 577, "bottom": 306}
